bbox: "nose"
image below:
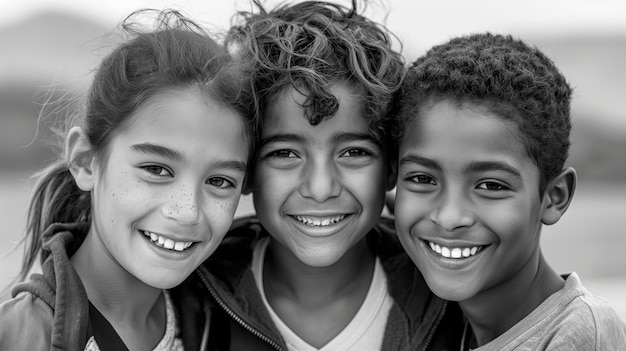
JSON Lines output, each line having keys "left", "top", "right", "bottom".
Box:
{"left": 299, "top": 158, "right": 341, "bottom": 202}
{"left": 430, "top": 187, "right": 474, "bottom": 231}
{"left": 162, "top": 183, "right": 201, "bottom": 225}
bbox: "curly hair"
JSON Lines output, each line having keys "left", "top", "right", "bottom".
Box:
{"left": 396, "top": 32, "right": 572, "bottom": 187}
{"left": 226, "top": 0, "right": 405, "bottom": 143}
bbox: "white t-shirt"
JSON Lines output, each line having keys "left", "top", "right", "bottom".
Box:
{"left": 251, "top": 237, "right": 393, "bottom": 351}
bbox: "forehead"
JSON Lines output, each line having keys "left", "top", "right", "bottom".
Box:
{"left": 401, "top": 100, "right": 530, "bottom": 165}
{"left": 116, "top": 87, "right": 248, "bottom": 160}
{"left": 262, "top": 84, "right": 371, "bottom": 140}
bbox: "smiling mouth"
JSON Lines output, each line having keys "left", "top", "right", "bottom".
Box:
{"left": 426, "top": 240, "right": 485, "bottom": 259}
{"left": 291, "top": 215, "right": 347, "bottom": 227}
{"left": 141, "top": 230, "right": 196, "bottom": 252}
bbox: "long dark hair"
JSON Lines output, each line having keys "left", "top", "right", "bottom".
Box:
{"left": 18, "top": 9, "right": 254, "bottom": 281}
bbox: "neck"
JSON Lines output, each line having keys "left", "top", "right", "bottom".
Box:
{"left": 460, "top": 250, "right": 564, "bottom": 347}
{"left": 71, "top": 231, "right": 162, "bottom": 324}
{"left": 263, "top": 237, "right": 376, "bottom": 307}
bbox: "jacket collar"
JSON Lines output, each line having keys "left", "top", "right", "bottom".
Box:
{"left": 200, "top": 216, "right": 454, "bottom": 350}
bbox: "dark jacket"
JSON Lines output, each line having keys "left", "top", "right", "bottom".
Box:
{"left": 0, "top": 222, "right": 211, "bottom": 351}
{"left": 199, "top": 216, "right": 464, "bottom": 351}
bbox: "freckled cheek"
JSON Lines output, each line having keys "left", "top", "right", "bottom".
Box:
{"left": 105, "top": 174, "right": 157, "bottom": 217}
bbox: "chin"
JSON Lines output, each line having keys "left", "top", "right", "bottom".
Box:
{"left": 296, "top": 251, "right": 343, "bottom": 268}
{"left": 426, "top": 278, "right": 476, "bottom": 302}
{"left": 140, "top": 272, "right": 189, "bottom": 290}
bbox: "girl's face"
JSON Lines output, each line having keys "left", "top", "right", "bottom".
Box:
{"left": 86, "top": 87, "right": 248, "bottom": 289}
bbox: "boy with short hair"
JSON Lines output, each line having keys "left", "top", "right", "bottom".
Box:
{"left": 198, "top": 1, "right": 463, "bottom": 350}
{"left": 394, "top": 32, "right": 626, "bottom": 350}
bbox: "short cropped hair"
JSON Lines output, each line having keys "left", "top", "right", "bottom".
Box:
{"left": 396, "top": 33, "right": 572, "bottom": 186}
{"left": 227, "top": 0, "right": 405, "bottom": 143}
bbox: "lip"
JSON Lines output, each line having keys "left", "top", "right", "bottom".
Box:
{"left": 419, "top": 238, "right": 489, "bottom": 269}
{"left": 141, "top": 229, "right": 198, "bottom": 243}
{"left": 286, "top": 213, "right": 354, "bottom": 238}
{"left": 139, "top": 229, "right": 200, "bottom": 260}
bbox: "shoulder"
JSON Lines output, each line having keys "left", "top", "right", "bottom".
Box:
{"left": 571, "top": 280, "right": 626, "bottom": 348}
{"left": 530, "top": 273, "right": 626, "bottom": 348}
{"left": 0, "top": 291, "right": 53, "bottom": 349}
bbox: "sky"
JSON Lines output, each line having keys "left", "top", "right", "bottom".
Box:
{"left": 2, "top": 0, "right": 626, "bottom": 54}
{"left": 2, "top": 0, "right": 626, "bottom": 130}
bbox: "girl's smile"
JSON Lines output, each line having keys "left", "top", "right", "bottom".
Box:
{"left": 140, "top": 229, "right": 197, "bottom": 252}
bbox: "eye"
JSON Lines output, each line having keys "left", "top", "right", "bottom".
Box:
{"left": 207, "top": 177, "right": 234, "bottom": 189}
{"left": 411, "top": 174, "right": 437, "bottom": 185}
{"left": 267, "top": 149, "right": 298, "bottom": 158}
{"left": 340, "top": 148, "right": 370, "bottom": 157}
{"left": 477, "top": 181, "right": 509, "bottom": 191}
{"left": 142, "top": 165, "right": 172, "bottom": 178}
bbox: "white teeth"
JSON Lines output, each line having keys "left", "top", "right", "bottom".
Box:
{"left": 294, "top": 215, "right": 346, "bottom": 227}
{"left": 142, "top": 231, "right": 194, "bottom": 252}
{"left": 428, "top": 241, "right": 482, "bottom": 259}
{"left": 451, "top": 248, "right": 462, "bottom": 258}
{"left": 429, "top": 241, "right": 436, "bottom": 251}
{"left": 164, "top": 239, "right": 175, "bottom": 250}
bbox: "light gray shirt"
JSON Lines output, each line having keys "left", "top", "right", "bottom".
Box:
{"left": 473, "top": 272, "right": 626, "bottom": 350}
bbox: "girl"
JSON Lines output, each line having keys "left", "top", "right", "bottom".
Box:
{"left": 0, "top": 9, "right": 253, "bottom": 351}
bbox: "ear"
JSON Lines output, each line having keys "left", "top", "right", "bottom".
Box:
{"left": 66, "top": 127, "right": 97, "bottom": 191}
{"left": 242, "top": 172, "right": 254, "bottom": 195}
{"left": 541, "top": 167, "right": 577, "bottom": 225}
{"left": 385, "top": 157, "right": 397, "bottom": 191}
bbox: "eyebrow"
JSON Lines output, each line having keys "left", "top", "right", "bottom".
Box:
{"left": 332, "top": 132, "right": 380, "bottom": 145}
{"left": 131, "top": 143, "right": 185, "bottom": 162}
{"left": 399, "top": 155, "right": 442, "bottom": 171}
{"left": 400, "top": 156, "right": 521, "bottom": 179}
{"left": 132, "top": 143, "right": 247, "bottom": 172}
{"left": 260, "top": 134, "right": 304, "bottom": 148}
{"left": 213, "top": 159, "right": 248, "bottom": 173}
{"left": 465, "top": 161, "right": 522, "bottom": 179}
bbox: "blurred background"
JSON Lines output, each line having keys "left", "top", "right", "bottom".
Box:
{"left": 1, "top": 0, "right": 625, "bottom": 320}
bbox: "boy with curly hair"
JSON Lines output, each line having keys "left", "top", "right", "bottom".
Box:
{"left": 198, "top": 1, "right": 463, "bottom": 350}
{"left": 394, "top": 32, "right": 626, "bottom": 350}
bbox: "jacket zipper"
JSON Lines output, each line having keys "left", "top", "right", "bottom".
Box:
{"left": 420, "top": 301, "right": 447, "bottom": 351}
{"left": 197, "top": 272, "right": 285, "bottom": 351}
